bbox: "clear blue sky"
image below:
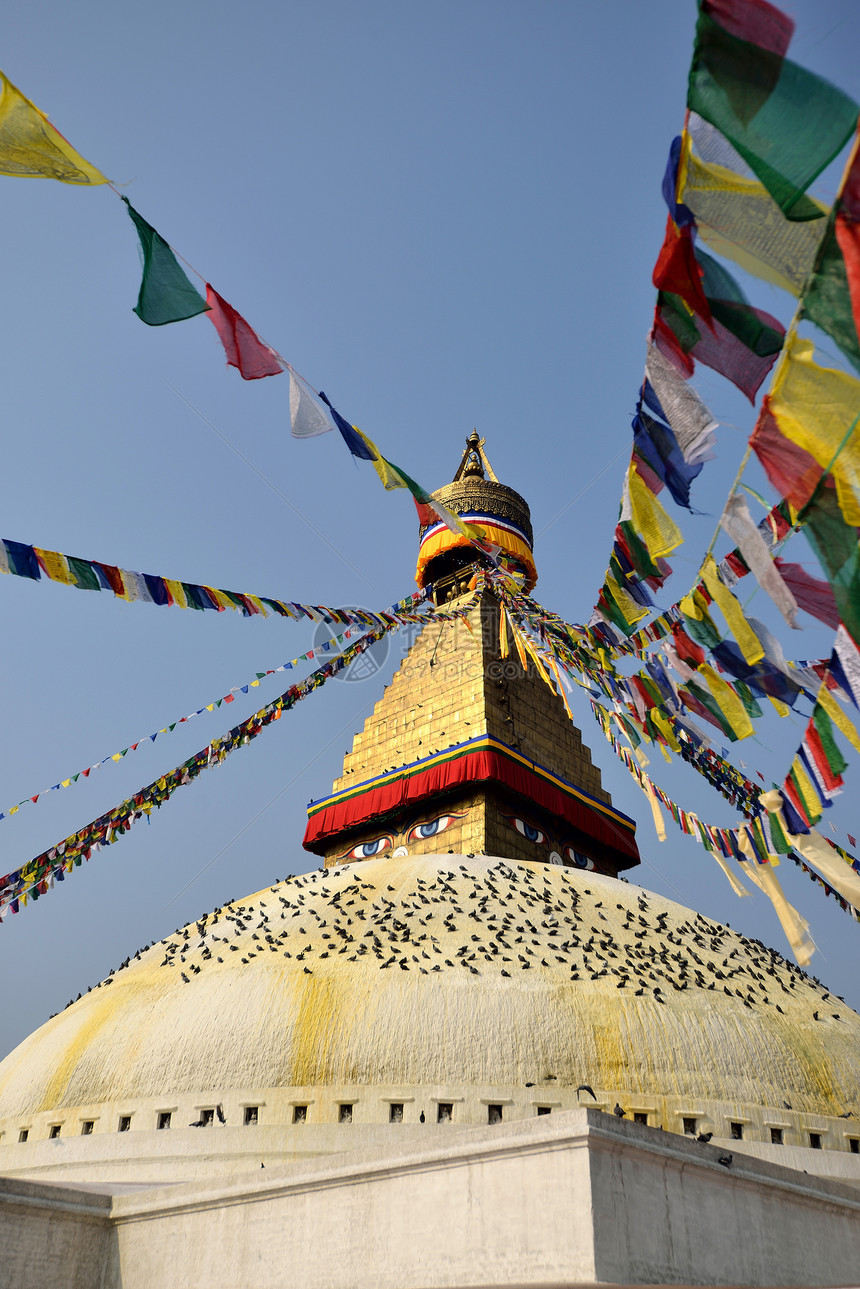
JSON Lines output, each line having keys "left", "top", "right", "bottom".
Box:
{"left": 1, "top": 0, "right": 858, "bottom": 1061}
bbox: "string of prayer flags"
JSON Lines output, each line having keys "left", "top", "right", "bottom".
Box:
{"left": 760, "top": 789, "right": 860, "bottom": 912}
{"left": 205, "top": 286, "right": 282, "bottom": 380}
{"left": 0, "top": 625, "right": 391, "bottom": 918}
{"left": 313, "top": 394, "right": 479, "bottom": 541}
{"left": 0, "top": 580, "right": 482, "bottom": 828}
{"left": 688, "top": 5, "right": 858, "bottom": 221}
{"left": 1, "top": 580, "right": 491, "bottom": 917}
{"left": 123, "top": 197, "right": 210, "bottom": 326}
{"left": 591, "top": 697, "right": 860, "bottom": 937}
{"left": 0, "top": 70, "right": 106, "bottom": 184}
{"left": 0, "top": 535, "right": 430, "bottom": 627}
{"left": 0, "top": 630, "right": 355, "bottom": 823}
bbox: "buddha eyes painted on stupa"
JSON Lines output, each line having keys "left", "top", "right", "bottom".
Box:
{"left": 336, "top": 813, "right": 464, "bottom": 862}
{"left": 501, "top": 814, "right": 598, "bottom": 871}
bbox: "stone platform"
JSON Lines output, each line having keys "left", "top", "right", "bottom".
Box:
{"left": 3, "top": 1108, "right": 859, "bottom": 1289}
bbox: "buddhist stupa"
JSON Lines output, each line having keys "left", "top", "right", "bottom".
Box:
{"left": 1, "top": 438, "right": 859, "bottom": 1288}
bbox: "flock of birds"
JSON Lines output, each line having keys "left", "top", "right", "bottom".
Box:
{"left": 56, "top": 856, "right": 846, "bottom": 1030}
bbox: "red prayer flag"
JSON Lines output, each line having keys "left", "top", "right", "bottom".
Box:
{"left": 652, "top": 218, "right": 712, "bottom": 324}
{"left": 751, "top": 398, "right": 823, "bottom": 511}
{"left": 848, "top": 833, "right": 856, "bottom": 847}
{"left": 702, "top": 0, "right": 794, "bottom": 57}
{"left": 774, "top": 559, "right": 839, "bottom": 628}
{"left": 205, "top": 286, "right": 283, "bottom": 380}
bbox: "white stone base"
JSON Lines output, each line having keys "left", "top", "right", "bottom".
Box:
{"left": 3, "top": 1108, "right": 860, "bottom": 1288}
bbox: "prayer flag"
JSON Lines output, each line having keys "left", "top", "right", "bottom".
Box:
{"left": 750, "top": 398, "right": 822, "bottom": 511}
{"left": 317, "top": 392, "right": 375, "bottom": 459}
{"left": 773, "top": 560, "right": 838, "bottom": 629}
{"left": 802, "top": 136, "right": 860, "bottom": 373}
{"left": 3, "top": 540, "right": 40, "bottom": 580}
{"left": 657, "top": 290, "right": 782, "bottom": 402}
{"left": 632, "top": 409, "right": 703, "bottom": 510}
{"left": 123, "top": 198, "right": 210, "bottom": 326}
{"left": 652, "top": 216, "right": 711, "bottom": 321}
{"left": 700, "top": 555, "right": 764, "bottom": 664}
{"left": 701, "top": 0, "right": 794, "bottom": 58}
{"left": 626, "top": 468, "right": 683, "bottom": 559}
{"left": 0, "top": 71, "right": 106, "bottom": 184}
{"left": 769, "top": 336, "right": 860, "bottom": 526}
{"left": 644, "top": 342, "right": 717, "bottom": 466}
{"left": 205, "top": 286, "right": 282, "bottom": 379}
{"left": 289, "top": 371, "right": 333, "bottom": 438}
{"left": 680, "top": 146, "right": 826, "bottom": 296}
{"left": 688, "top": 11, "right": 858, "bottom": 220}
{"left": 719, "top": 493, "right": 797, "bottom": 627}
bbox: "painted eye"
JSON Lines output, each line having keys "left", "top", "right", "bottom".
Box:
{"left": 347, "top": 837, "right": 392, "bottom": 859}
{"left": 408, "top": 815, "right": 454, "bottom": 841}
{"left": 511, "top": 818, "right": 546, "bottom": 844}
{"left": 565, "top": 847, "right": 595, "bottom": 870}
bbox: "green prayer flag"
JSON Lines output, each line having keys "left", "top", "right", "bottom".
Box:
{"left": 67, "top": 556, "right": 101, "bottom": 591}
{"left": 735, "top": 679, "right": 763, "bottom": 721}
{"left": 688, "top": 12, "right": 859, "bottom": 221}
{"left": 801, "top": 220, "right": 860, "bottom": 373}
{"left": 680, "top": 603, "right": 722, "bottom": 651}
{"left": 686, "top": 677, "right": 737, "bottom": 739}
{"left": 619, "top": 522, "right": 663, "bottom": 581}
{"left": 123, "top": 197, "right": 210, "bottom": 326}
{"left": 803, "top": 484, "right": 860, "bottom": 647}
{"left": 812, "top": 704, "right": 848, "bottom": 776}
{"left": 767, "top": 809, "right": 792, "bottom": 855}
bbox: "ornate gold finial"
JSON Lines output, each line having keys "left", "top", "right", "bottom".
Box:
{"left": 452, "top": 430, "right": 499, "bottom": 483}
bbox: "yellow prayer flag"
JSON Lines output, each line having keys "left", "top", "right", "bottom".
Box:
{"left": 737, "top": 830, "right": 814, "bottom": 965}
{"left": 680, "top": 151, "right": 825, "bottom": 297}
{"left": 700, "top": 556, "right": 764, "bottom": 665}
{"left": 817, "top": 687, "right": 860, "bottom": 754}
{"left": 642, "top": 777, "right": 666, "bottom": 842}
{"left": 767, "top": 695, "right": 790, "bottom": 718}
{"left": 32, "top": 547, "right": 75, "bottom": 586}
{"left": 205, "top": 587, "right": 235, "bottom": 612}
{"left": 512, "top": 623, "right": 529, "bottom": 673}
{"left": 605, "top": 573, "right": 649, "bottom": 627}
{"left": 499, "top": 605, "right": 509, "bottom": 659}
{"left": 790, "top": 757, "right": 822, "bottom": 821}
{"left": 628, "top": 469, "right": 683, "bottom": 559}
{"left": 709, "top": 848, "right": 751, "bottom": 899}
{"left": 699, "top": 662, "right": 754, "bottom": 740}
{"left": 0, "top": 72, "right": 106, "bottom": 184}
{"left": 651, "top": 707, "right": 681, "bottom": 753}
{"left": 770, "top": 336, "right": 860, "bottom": 526}
{"left": 164, "top": 579, "right": 188, "bottom": 609}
